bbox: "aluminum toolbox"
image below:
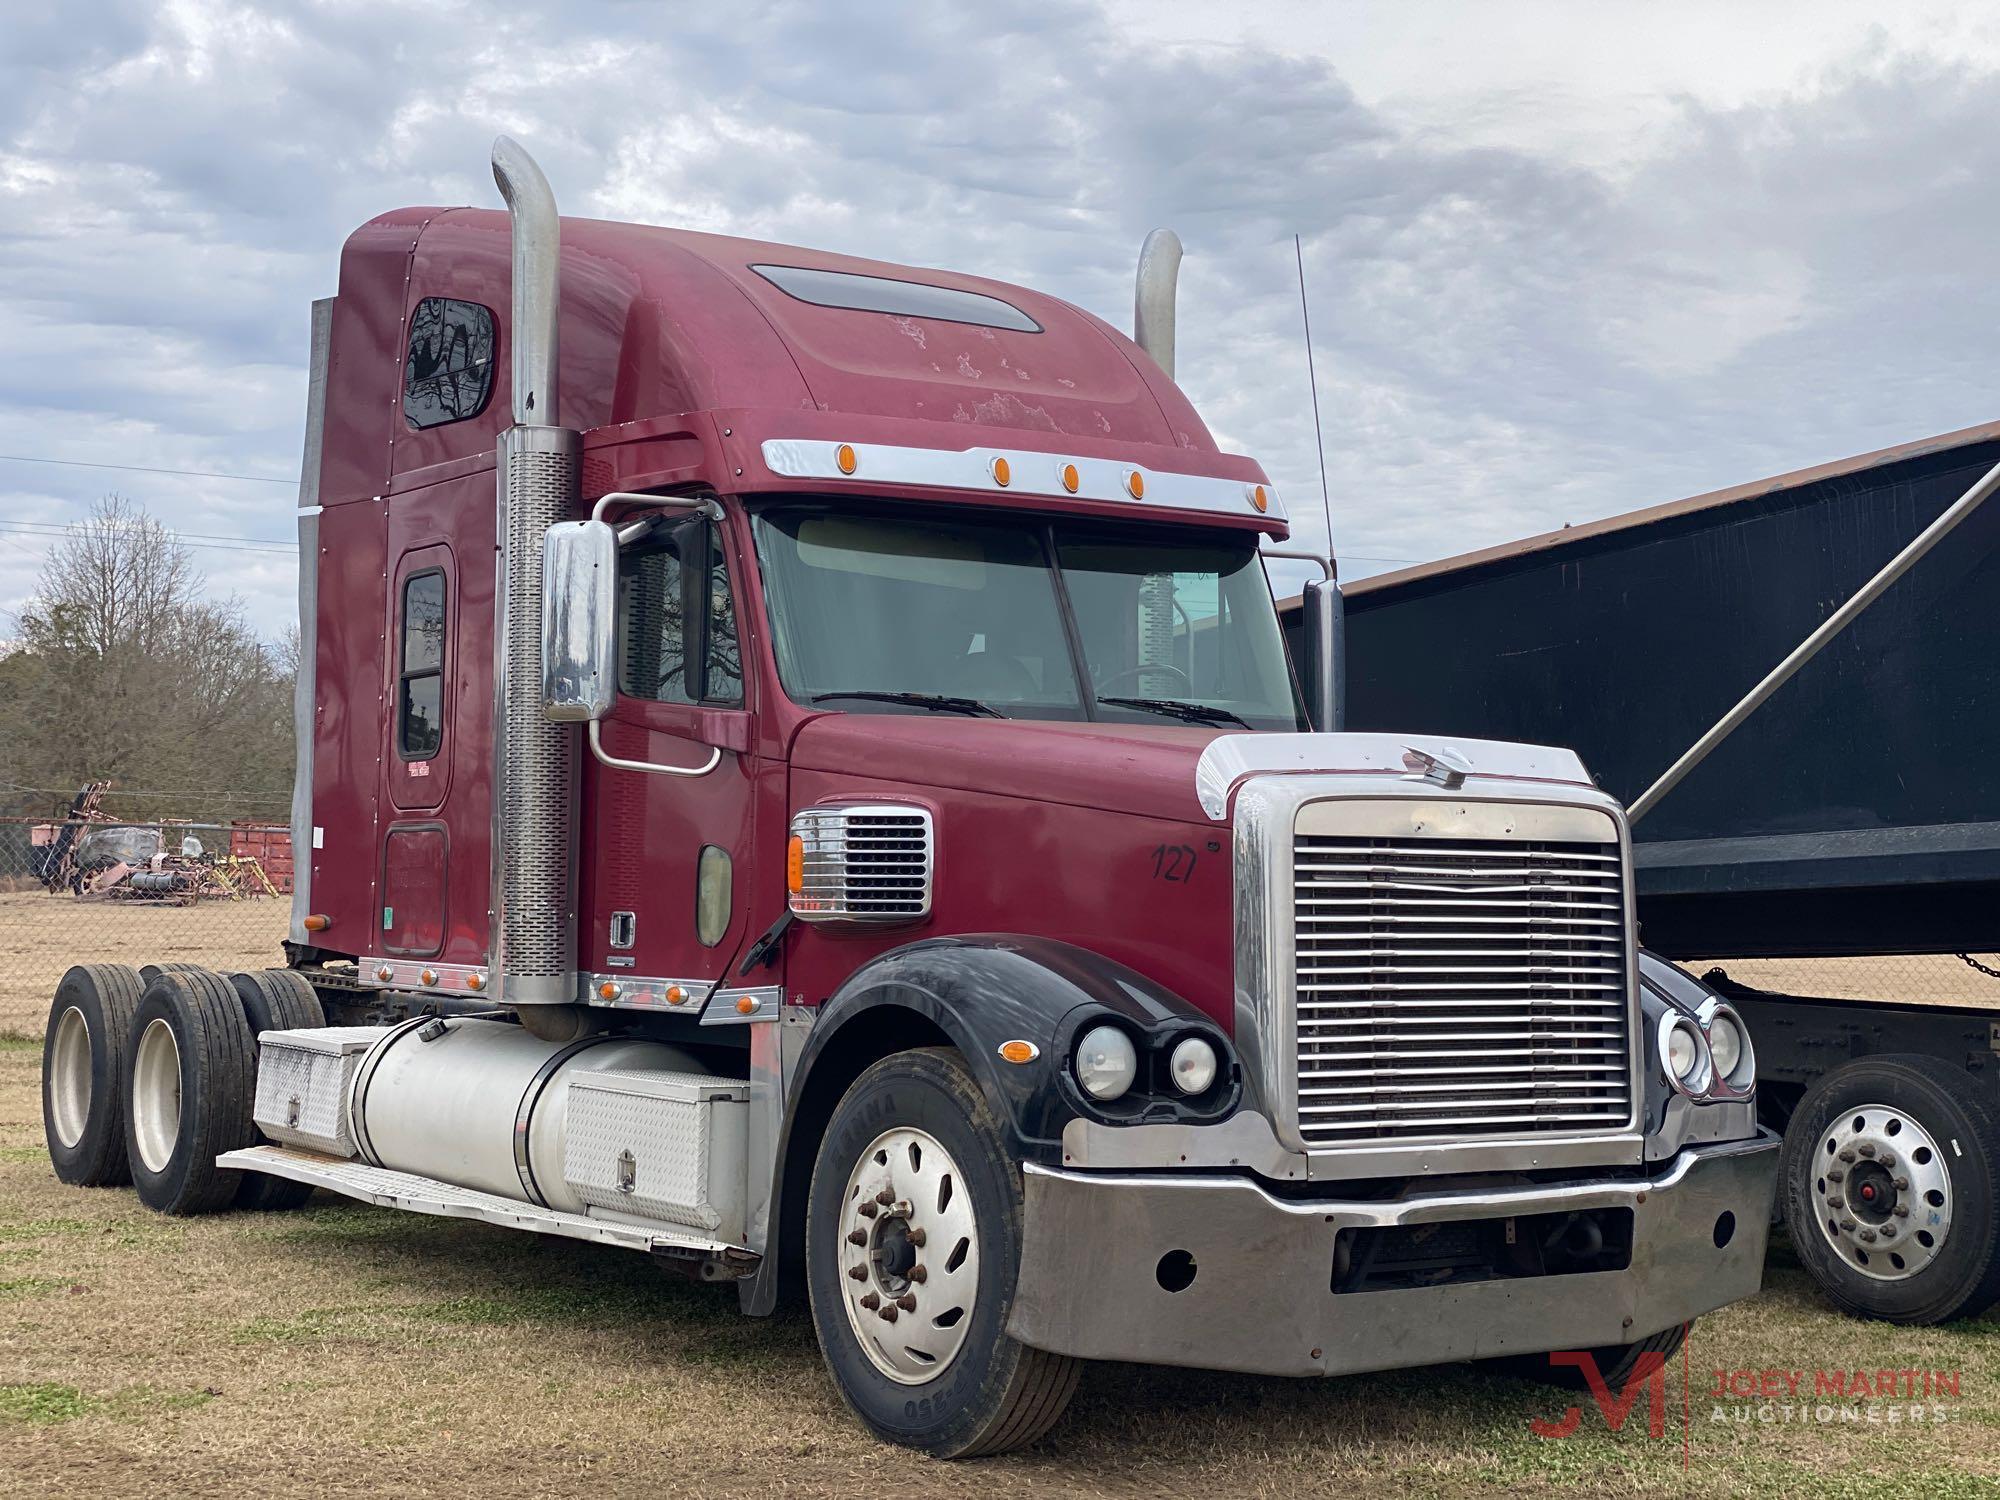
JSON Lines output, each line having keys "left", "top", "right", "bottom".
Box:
{"left": 251, "top": 1026, "right": 388, "bottom": 1158}
{"left": 563, "top": 1069, "right": 748, "bottom": 1242}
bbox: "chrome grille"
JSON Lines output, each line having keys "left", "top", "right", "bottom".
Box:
{"left": 1292, "top": 834, "right": 1631, "bottom": 1146}
{"left": 790, "top": 805, "right": 933, "bottom": 921}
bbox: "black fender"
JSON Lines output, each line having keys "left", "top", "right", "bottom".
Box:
{"left": 740, "top": 933, "right": 1234, "bottom": 1315}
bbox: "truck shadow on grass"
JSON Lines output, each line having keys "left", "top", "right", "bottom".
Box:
{"left": 232, "top": 1194, "right": 1731, "bottom": 1466}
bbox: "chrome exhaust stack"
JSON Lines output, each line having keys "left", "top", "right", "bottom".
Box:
{"left": 490, "top": 137, "right": 582, "bottom": 1007}
{"left": 1133, "top": 228, "right": 1183, "bottom": 380}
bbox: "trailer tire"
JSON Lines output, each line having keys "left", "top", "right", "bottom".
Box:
{"left": 122, "top": 969, "right": 258, "bottom": 1216}
{"left": 1781, "top": 1054, "right": 2000, "bottom": 1325}
{"left": 227, "top": 970, "right": 325, "bottom": 1211}
{"left": 806, "top": 1047, "right": 1079, "bottom": 1458}
{"left": 42, "top": 964, "right": 145, "bottom": 1187}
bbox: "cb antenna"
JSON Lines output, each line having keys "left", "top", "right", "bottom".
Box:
{"left": 1294, "top": 233, "right": 1335, "bottom": 577}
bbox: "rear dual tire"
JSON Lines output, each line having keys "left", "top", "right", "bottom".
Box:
{"left": 124, "top": 969, "right": 260, "bottom": 1216}
{"left": 42, "top": 964, "right": 145, "bottom": 1187}
{"left": 227, "top": 970, "right": 324, "bottom": 1211}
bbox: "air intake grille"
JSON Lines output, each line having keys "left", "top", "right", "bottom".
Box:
{"left": 1292, "top": 834, "right": 1631, "bottom": 1146}
{"left": 790, "top": 805, "right": 933, "bottom": 922}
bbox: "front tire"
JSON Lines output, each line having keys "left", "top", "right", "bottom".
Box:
{"left": 1781, "top": 1054, "right": 2000, "bottom": 1324}
{"left": 806, "top": 1048, "right": 1079, "bottom": 1458}
{"left": 123, "top": 969, "right": 258, "bottom": 1216}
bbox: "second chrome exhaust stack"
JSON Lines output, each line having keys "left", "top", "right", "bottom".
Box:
{"left": 1133, "top": 228, "right": 1183, "bottom": 380}
{"left": 490, "top": 136, "right": 581, "bottom": 1008}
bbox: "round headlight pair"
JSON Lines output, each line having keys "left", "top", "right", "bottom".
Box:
{"left": 1659, "top": 1007, "right": 1753, "bottom": 1095}
{"left": 1072, "top": 1026, "right": 1218, "bottom": 1103}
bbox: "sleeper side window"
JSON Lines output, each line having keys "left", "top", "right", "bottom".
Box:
{"left": 403, "top": 297, "right": 496, "bottom": 429}
{"left": 618, "top": 518, "right": 742, "bottom": 707}
{"left": 399, "top": 570, "right": 446, "bottom": 758}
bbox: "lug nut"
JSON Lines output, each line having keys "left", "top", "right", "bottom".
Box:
{"left": 1840, "top": 1219, "right": 1857, "bottom": 1232}
{"left": 860, "top": 1292, "right": 879, "bottom": 1311}
{"left": 858, "top": 1201, "right": 878, "bottom": 1219}
{"left": 1827, "top": 1196, "right": 1845, "bottom": 1210}
{"left": 1838, "top": 1149, "right": 1857, "bottom": 1163}
{"left": 909, "top": 1265, "right": 928, "bottom": 1284}
{"left": 847, "top": 1265, "right": 867, "bottom": 1281}
{"left": 876, "top": 1188, "right": 895, "bottom": 1206}
{"left": 847, "top": 1229, "right": 867, "bottom": 1246}
{"left": 1857, "top": 1142, "right": 1876, "bottom": 1157}
{"left": 878, "top": 1305, "right": 899, "bottom": 1323}
{"left": 1894, "top": 1205, "right": 1910, "bottom": 1218}
{"left": 1859, "top": 1229, "right": 1878, "bottom": 1243}
{"left": 897, "top": 1293, "right": 917, "bottom": 1312}
{"left": 907, "top": 1227, "right": 927, "bottom": 1248}
{"left": 1893, "top": 1177, "right": 1910, "bottom": 1191}
{"left": 1827, "top": 1168, "right": 1845, "bottom": 1183}
{"left": 1876, "top": 1151, "right": 1896, "bottom": 1169}
{"left": 1880, "top": 1225, "right": 1896, "bottom": 1238}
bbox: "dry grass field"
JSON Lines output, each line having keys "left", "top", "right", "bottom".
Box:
{"left": 0, "top": 902, "right": 1997, "bottom": 1495}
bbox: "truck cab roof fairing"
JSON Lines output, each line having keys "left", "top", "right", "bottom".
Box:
{"left": 333, "top": 209, "right": 1219, "bottom": 489}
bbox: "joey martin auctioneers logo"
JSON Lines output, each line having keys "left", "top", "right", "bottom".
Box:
{"left": 1529, "top": 1327, "right": 1965, "bottom": 1466}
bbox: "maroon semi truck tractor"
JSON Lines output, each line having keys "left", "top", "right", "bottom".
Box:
{"left": 40, "top": 140, "right": 1779, "bottom": 1456}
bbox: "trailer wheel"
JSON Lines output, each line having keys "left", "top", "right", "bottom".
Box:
{"left": 1781, "top": 1054, "right": 2000, "bottom": 1325}
{"left": 42, "top": 964, "right": 145, "bottom": 1187}
{"left": 806, "top": 1048, "right": 1079, "bottom": 1458}
{"left": 123, "top": 969, "right": 258, "bottom": 1216}
{"left": 227, "top": 970, "right": 325, "bottom": 1212}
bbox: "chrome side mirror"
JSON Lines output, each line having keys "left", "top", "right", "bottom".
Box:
{"left": 541, "top": 518, "right": 618, "bottom": 721}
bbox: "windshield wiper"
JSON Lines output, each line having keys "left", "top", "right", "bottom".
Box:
{"left": 810, "top": 690, "right": 1007, "bottom": 719}
{"left": 1097, "top": 696, "right": 1252, "bottom": 729}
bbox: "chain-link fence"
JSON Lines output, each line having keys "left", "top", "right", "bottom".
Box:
{"left": 0, "top": 815, "right": 293, "bottom": 1038}
{"left": 1688, "top": 952, "right": 2000, "bottom": 1009}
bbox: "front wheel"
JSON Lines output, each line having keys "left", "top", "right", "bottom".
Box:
{"left": 806, "top": 1048, "right": 1079, "bottom": 1457}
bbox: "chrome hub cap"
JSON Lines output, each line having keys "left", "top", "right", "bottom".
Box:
{"left": 837, "top": 1126, "right": 979, "bottom": 1383}
{"left": 131, "top": 1018, "right": 183, "bottom": 1175}
{"left": 48, "top": 1006, "right": 92, "bottom": 1149}
{"left": 1812, "top": 1102, "right": 1952, "bottom": 1281}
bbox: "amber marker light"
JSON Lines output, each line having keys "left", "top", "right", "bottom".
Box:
{"left": 1125, "top": 469, "right": 1145, "bottom": 499}
{"left": 998, "top": 1039, "right": 1040, "bottom": 1064}
{"left": 420, "top": 968, "right": 438, "bottom": 986}
{"left": 834, "top": 442, "right": 858, "bottom": 475}
{"left": 736, "top": 995, "right": 760, "bottom": 1015}
{"left": 787, "top": 834, "right": 805, "bottom": 895}
{"left": 666, "top": 985, "right": 688, "bottom": 1006}
{"left": 1249, "top": 484, "right": 1269, "bottom": 513}
{"left": 302, "top": 913, "right": 330, "bottom": 932}
{"left": 1059, "top": 462, "right": 1080, "bottom": 494}
{"left": 598, "top": 981, "right": 621, "bottom": 1001}
{"left": 466, "top": 973, "right": 485, "bottom": 992}
{"left": 990, "top": 455, "right": 1011, "bottom": 487}
{"left": 375, "top": 965, "right": 393, "bottom": 981}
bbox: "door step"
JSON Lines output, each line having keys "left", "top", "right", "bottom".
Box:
{"left": 218, "top": 1145, "right": 760, "bottom": 1273}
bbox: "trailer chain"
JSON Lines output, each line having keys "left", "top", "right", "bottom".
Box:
{"left": 1956, "top": 953, "right": 2000, "bottom": 981}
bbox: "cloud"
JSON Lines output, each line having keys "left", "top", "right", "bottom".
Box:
{"left": 1, "top": 1, "right": 1997, "bottom": 631}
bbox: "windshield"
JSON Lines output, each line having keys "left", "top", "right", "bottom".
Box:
{"left": 753, "top": 505, "right": 1306, "bottom": 730}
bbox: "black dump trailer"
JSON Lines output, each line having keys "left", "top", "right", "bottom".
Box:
{"left": 1288, "top": 420, "right": 2000, "bottom": 1326}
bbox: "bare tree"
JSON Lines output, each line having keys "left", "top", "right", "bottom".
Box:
{"left": 0, "top": 496, "right": 294, "bottom": 820}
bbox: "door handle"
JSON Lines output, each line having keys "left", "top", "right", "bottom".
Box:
{"left": 587, "top": 719, "right": 722, "bottom": 778}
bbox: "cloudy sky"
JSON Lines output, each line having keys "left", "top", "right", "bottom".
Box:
{"left": 4, "top": 0, "right": 2000, "bottom": 637}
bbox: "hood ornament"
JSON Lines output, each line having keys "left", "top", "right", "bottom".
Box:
{"left": 1402, "top": 745, "right": 1472, "bottom": 789}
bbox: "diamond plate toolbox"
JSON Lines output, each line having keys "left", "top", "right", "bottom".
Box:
{"left": 252, "top": 1026, "right": 389, "bottom": 1157}
{"left": 563, "top": 1069, "right": 749, "bottom": 1241}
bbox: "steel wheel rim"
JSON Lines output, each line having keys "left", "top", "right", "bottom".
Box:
{"left": 48, "top": 1006, "right": 92, "bottom": 1149}
{"left": 131, "top": 1017, "right": 182, "bottom": 1176}
{"left": 836, "top": 1125, "right": 980, "bottom": 1384}
{"left": 1811, "top": 1101, "right": 1952, "bottom": 1281}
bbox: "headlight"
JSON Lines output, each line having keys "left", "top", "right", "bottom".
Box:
{"left": 1073, "top": 1025, "right": 1138, "bottom": 1102}
{"left": 1168, "top": 1036, "right": 1218, "bottom": 1095}
{"left": 1707, "top": 1010, "right": 1750, "bottom": 1085}
{"left": 1661, "top": 1015, "right": 1706, "bottom": 1089}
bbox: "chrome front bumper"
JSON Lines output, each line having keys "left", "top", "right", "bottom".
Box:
{"left": 1007, "top": 1128, "right": 1780, "bottom": 1377}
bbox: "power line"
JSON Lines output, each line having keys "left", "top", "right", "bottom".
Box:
{"left": 0, "top": 521, "right": 296, "bottom": 557}
{"left": 0, "top": 454, "right": 294, "bottom": 487}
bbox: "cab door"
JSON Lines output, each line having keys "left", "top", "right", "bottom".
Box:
{"left": 578, "top": 508, "right": 760, "bottom": 1006}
